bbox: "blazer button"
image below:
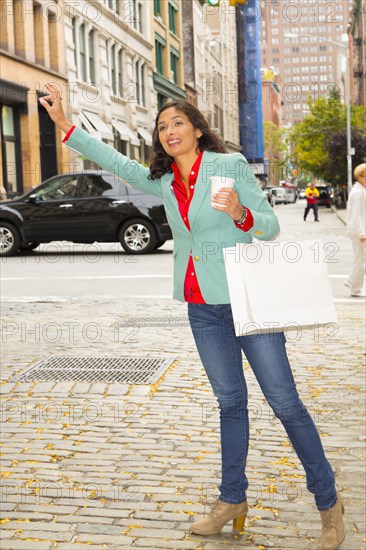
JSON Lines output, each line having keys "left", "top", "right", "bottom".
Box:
{"left": 193, "top": 256, "right": 200, "bottom": 261}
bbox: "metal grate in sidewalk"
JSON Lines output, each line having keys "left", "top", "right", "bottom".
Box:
{"left": 14, "top": 356, "right": 175, "bottom": 384}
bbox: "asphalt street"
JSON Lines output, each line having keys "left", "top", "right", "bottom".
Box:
{"left": 0, "top": 200, "right": 365, "bottom": 550}
{"left": 0, "top": 201, "right": 360, "bottom": 302}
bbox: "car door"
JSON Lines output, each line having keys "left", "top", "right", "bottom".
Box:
{"left": 72, "top": 173, "right": 131, "bottom": 240}
{"left": 22, "top": 174, "right": 80, "bottom": 241}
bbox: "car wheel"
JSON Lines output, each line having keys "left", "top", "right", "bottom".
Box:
{"left": 0, "top": 222, "right": 21, "bottom": 256}
{"left": 19, "top": 241, "right": 40, "bottom": 252}
{"left": 119, "top": 219, "right": 157, "bottom": 254}
{"left": 154, "top": 240, "right": 166, "bottom": 250}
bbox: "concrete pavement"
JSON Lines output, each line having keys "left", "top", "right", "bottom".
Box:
{"left": 331, "top": 206, "right": 347, "bottom": 226}
{"left": 1, "top": 290, "right": 365, "bottom": 550}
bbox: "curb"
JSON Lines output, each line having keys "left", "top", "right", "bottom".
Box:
{"left": 331, "top": 205, "right": 346, "bottom": 226}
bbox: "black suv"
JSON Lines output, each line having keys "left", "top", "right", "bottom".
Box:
{"left": 0, "top": 171, "right": 172, "bottom": 256}
{"left": 315, "top": 185, "right": 333, "bottom": 208}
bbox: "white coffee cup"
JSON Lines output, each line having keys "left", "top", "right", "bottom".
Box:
{"left": 210, "top": 176, "right": 236, "bottom": 206}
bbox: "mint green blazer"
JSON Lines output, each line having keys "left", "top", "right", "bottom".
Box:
{"left": 66, "top": 127, "right": 280, "bottom": 304}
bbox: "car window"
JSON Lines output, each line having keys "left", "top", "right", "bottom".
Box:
{"left": 101, "top": 174, "right": 128, "bottom": 197}
{"left": 75, "top": 175, "right": 114, "bottom": 198}
{"left": 75, "top": 175, "right": 128, "bottom": 198}
{"left": 35, "top": 175, "right": 78, "bottom": 201}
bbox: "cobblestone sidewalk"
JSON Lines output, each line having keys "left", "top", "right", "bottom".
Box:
{"left": 1, "top": 298, "right": 365, "bottom": 550}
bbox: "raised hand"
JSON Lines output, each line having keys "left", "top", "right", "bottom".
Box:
{"left": 39, "top": 83, "right": 73, "bottom": 134}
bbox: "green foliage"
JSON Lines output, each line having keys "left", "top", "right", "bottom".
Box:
{"left": 263, "top": 122, "right": 287, "bottom": 184}
{"left": 324, "top": 129, "right": 366, "bottom": 184}
{"left": 290, "top": 93, "right": 366, "bottom": 183}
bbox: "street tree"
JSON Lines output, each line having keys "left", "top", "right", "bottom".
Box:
{"left": 263, "top": 121, "right": 287, "bottom": 184}
{"left": 323, "top": 129, "right": 366, "bottom": 185}
{"left": 290, "top": 90, "right": 366, "bottom": 183}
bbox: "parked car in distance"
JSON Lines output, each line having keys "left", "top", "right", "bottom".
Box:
{"left": 299, "top": 189, "right": 306, "bottom": 199}
{"left": 284, "top": 188, "right": 297, "bottom": 203}
{"left": 0, "top": 171, "right": 172, "bottom": 256}
{"left": 268, "top": 187, "right": 290, "bottom": 205}
{"left": 315, "top": 185, "right": 333, "bottom": 208}
{"left": 263, "top": 187, "right": 275, "bottom": 207}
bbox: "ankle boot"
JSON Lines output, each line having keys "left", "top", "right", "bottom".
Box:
{"left": 320, "top": 495, "right": 345, "bottom": 550}
{"left": 189, "top": 499, "right": 248, "bottom": 535}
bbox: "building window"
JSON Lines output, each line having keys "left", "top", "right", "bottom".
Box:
{"left": 214, "top": 105, "right": 223, "bottom": 134}
{"left": 75, "top": 23, "right": 95, "bottom": 83}
{"left": 110, "top": 44, "right": 117, "bottom": 95}
{"left": 319, "top": 45, "right": 327, "bottom": 51}
{"left": 88, "top": 29, "right": 95, "bottom": 84}
{"left": 118, "top": 49, "right": 123, "bottom": 97}
{"left": 135, "top": 61, "right": 141, "bottom": 104}
{"left": 108, "top": 44, "right": 124, "bottom": 98}
{"left": 114, "top": 128, "right": 128, "bottom": 155}
{"left": 34, "top": 3, "right": 44, "bottom": 64}
{"left": 48, "top": 11, "right": 58, "bottom": 70}
{"left": 79, "top": 23, "right": 87, "bottom": 81}
{"left": 135, "top": 61, "right": 145, "bottom": 105}
{"left": 108, "top": 0, "right": 120, "bottom": 15}
{"left": 14, "top": 0, "right": 25, "bottom": 56}
{"left": 72, "top": 18, "right": 77, "bottom": 68}
{"left": 140, "top": 63, "right": 145, "bottom": 106}
{"left": 132, "top": 0, "right": 143, "bottom": 33}
{"left": 157, "top": 93, "right": 166, "bottom": 111}
{"left": 154, "top": 0, "right": 161, "bottom": 16}
{"left": 170, "top": 49, "right": 179, "bottom": 84}
{"left": 169, "top": 2, "right": 177, "bottom": 34}
{"left": 155, "top": 35, "right": 165, "bottom": 75}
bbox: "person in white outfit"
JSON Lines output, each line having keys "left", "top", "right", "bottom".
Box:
{"left": 345, "top": 163, "right": 366, "bottom": 297}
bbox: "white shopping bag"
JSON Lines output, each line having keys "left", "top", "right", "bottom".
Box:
{"left": 224, "top": 240, "right": 337, "bottom": 336}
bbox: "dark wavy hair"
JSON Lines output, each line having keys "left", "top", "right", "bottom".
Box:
{"left": 148, "top": 100, "right": 227, "bottom": 180}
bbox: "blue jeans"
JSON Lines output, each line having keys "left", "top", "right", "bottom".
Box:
{"left": 187, "top": 303, "right": 337, "bottom": 511}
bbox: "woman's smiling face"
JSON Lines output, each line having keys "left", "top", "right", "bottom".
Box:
{"left": 157, "top": 107, "right": 202, "bottom": 158}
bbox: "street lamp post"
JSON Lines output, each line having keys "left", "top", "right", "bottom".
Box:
{"left": 285, "top": 33, "right": 353, "bottom": 196}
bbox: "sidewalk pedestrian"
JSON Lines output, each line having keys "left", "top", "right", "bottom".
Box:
{"left": 39, "top": 83, "right": 345, "bottom": 550}
{"left": 345, "top": 163, "right": 366, "bottom": 298}
{"left": 304, "top": 183, "right": 320, "bottom": 221}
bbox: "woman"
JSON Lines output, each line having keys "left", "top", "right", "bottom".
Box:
{"left": 39, "top": 84, "right": 345, "bottom": 550}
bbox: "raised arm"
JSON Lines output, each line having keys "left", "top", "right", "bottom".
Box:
{"left": 39, "top": 83, "right": 163, "bottom": 198}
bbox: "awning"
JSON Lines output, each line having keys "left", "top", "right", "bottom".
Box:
{"left": 80, "top": 110, "right": 114, "bottom": 141}
{"left": 137, "top": 126, "right": 153, "bottom": 147}
{"left": 112, "top": 119, "right": 140, "bottom": 146}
